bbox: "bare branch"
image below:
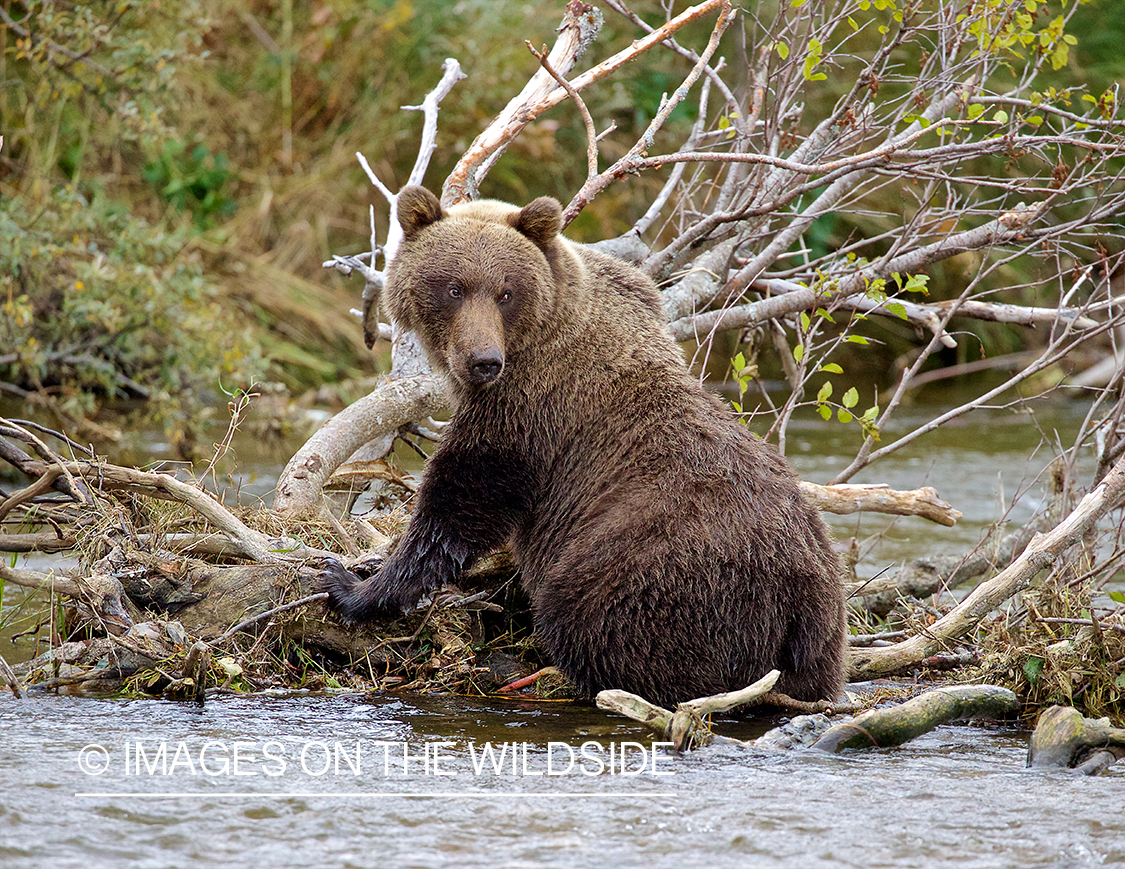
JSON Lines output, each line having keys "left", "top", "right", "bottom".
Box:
{"left": 561, "top": 0, "right": 735, "bottom": 225}
{"left": 800, "top": 482, "right": 962, "bottom": 527}
{"left": 273, "top": 373, "right": 448, "bottom": 514}
{"left": 442, "top": 1, "right": 606, "bottom": 204}
{"left": 849, "top": 452, "right": 1125, "bottom": 679}
{"left": 527, "top": 41, "right": 599, "bottom": 181}
{"left": 402, "top": 58, "right": 466, "bottom": 188}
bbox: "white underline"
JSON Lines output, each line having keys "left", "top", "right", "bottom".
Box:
{"left": 75, "top": 791, "right": 676, "bottom": 799}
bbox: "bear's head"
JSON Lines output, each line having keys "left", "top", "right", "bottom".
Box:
{"left": 384, "top": 186, "right": 572, "bottom": 391}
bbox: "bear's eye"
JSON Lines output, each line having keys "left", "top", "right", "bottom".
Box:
{"left": 499, "top": 291, "right": 512, "bottom": 304}
{"left": 448, "top": 284, "right": 463, "bottom": 300}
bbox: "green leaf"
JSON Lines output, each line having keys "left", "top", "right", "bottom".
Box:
{"left": 817, "top": 381, "right": 833, "bottom": 403}
{"left": 776, "top": 41, "right": 790, "bottom": 60}
{"left": 818, "top": 404, "right": 833, "bottom": 421}
{"left": 847, "top": 16, "right": 858, "bottom": 31}
{"left": 993, "top": 110, "right": 1009, "bottom": 123}
{"left": 967, "top": 103, "right": 985, "bottom": 120}
{"left": 862, "top": 405, "right": 879, "bottom": 421}
{"left": 800, "top": 311, "right": 811, "bottom": 331}
{"left": 885, "top": 302, "right": 908, "bottom": 320}
{"left": 904, "top": 274, "right": 931, "bottom": 294}
{"left": 819, "top": 363, "right": 844, "bottom": 374}
{"left": 733, "top": 351, "right": 746, "bottom": 371}
{"left": 845, "top": 335, "right": 870, "bottom": 345}
{"left": 1108, "top": 590, "right": 1125, "bottom": 604}
{"left": 842, "top": 387, "right": 859, "bottom": 408}
{"left": 793, "top": 344, "right": 805, "bottom": 362}
{"left": 837, "top": 409, "right": 853, "bottom": 423}
{"left": 1023, "top": 655, "right": 1044, "bottom": 684}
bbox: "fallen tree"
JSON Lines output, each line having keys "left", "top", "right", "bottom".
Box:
{"left": 275, "top": 0, "right": 1125, "bottom": 514}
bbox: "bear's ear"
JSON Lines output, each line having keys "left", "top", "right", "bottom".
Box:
{"left": 508, "top": 197, "right": 562, "bottom": 250}
{"left": 396, "top": 186, "right": 445, "bottom": 238}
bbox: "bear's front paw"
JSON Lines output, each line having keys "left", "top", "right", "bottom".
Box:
{"left": 317, "top": 557, "right": 366, "bottom": 621}
{"left": 316, "top": 555, "right": 424, "bottom": 622}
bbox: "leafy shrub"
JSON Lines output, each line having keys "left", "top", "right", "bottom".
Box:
{"left": 0, "top": 185, "right": 266, "bottom": 433}
{"left": 143, "top": 140, "right": 235, "bottom": 228}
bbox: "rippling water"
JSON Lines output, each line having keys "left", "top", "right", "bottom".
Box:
{"left": 0, "top": 692, "right": 1121, "bottom": 869}
{"left": 2, "top": 399, "right": 1122, "bottom": 867}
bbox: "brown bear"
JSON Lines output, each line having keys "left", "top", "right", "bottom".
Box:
{"left": 320, "top": 185, "right": 847, "bottom": 708}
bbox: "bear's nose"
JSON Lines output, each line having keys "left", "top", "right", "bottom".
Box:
{"left": 469, "top": 350, "right": 504, "bottom": 384}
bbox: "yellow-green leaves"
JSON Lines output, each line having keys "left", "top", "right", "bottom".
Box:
{"left": 813, "top": 372, "right": 881, "bottom": 438}
{"left": 803, "top": 38, "right": 827, "bottom": 82}
{"left": 1082, "top": 89, "right": 1117, "bottom": 120}
{"left": 730, "top": 352, "right": 757, "bottom": 417}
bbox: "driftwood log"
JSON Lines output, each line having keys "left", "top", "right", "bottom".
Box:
{"left": 1027, "top": 706, "right": 1125, "bottom": 775}
{"left": 810, "top": 685, "right": 1019, "bottom": 752}
{"left": 597, "top": 680, "right": 1021, "bottom": 755}
{"left": 596, "top": 669, "right": 781, "bottom": 750}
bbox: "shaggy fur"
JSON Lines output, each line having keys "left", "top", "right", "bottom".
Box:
{"left": 321, "top": 186, "right": 847, "bottom": 707}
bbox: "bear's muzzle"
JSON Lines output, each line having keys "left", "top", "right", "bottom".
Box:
{"left": 469, "top": 348, "right": 504, "bottom": 384}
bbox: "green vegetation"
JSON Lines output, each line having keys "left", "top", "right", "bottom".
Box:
{"left": 0, "top": 0, "right": 1119, "bottom": 448}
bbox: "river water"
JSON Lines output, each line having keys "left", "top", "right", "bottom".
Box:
{"left": 1, "top": 397, "right": 1122, "bottom": 868}
{"left": 0, "top": 692, "right": 1121, "bottom": 869}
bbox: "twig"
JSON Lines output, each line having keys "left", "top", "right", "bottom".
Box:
{"left": 4, "top": 419, "right": 94, "bottom": 457}
{"left": 601, "top": 0, "right": 741, "bottom": 119}
{"left": 216, "top": 593, "right": 330, "bottom": 644}
{"left": 1, "top": 418, "right": 87, "bottom": 504}
{"left": 1033, "top": 617, "right": 1125, "bottom": 636}
{"left": 561, "top": 0, "right": 735, "bottom": 225}
{"left": 527, "top": 41, "right": 598, "bottom": 181}
{"left": 0, "top": 468, "right": 63, "bottom": 523}
{"left": 831, "top": 319, "right": 1115, "bottom": 484}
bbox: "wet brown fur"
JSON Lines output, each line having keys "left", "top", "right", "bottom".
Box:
{"left": 321, "top": 186, "right": 847, "bottom": 708}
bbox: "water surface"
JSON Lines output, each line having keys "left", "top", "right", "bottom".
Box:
{"left": 1, "top": 692, "right": 1120, "bottom": 869}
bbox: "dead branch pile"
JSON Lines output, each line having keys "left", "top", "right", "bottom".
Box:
{"left": 0, "top": 416, "right": 548, "bottom": 699}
